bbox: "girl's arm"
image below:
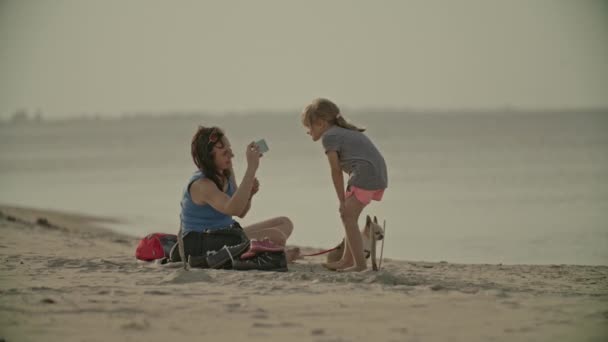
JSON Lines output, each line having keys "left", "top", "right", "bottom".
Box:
{"left": 326, "top": 151, "right": 345, "bottom": 203}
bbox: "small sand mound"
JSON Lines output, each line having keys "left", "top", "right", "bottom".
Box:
{"left": 364, "top": 271, "right": 417, "bottom": 286}
{"left": 160, "top": 269, "right": 214, "bottom": 284}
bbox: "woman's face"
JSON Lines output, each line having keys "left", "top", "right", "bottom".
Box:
{"left": 212, "top": 136, "right": 234, "bottom": 172}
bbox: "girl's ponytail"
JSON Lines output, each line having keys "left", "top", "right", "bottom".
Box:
{"left": 335, "top": 114, "right": 365, "bottom": 132}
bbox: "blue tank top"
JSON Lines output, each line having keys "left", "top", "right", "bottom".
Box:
{"left": 180, "top": 170, "right": 236, "bottom": 235}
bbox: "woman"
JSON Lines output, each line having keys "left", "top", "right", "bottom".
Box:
{"left": 178, "top": 126, "right": 298, "bottom": 266}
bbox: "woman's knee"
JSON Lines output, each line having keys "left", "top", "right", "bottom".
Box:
{"left": 278, "top": 216, "right": 294, "bottom": 236}
{"left": 274, "top": 235, "right": 287, "bottom": 246}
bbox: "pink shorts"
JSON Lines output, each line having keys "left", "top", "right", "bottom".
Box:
{"left": 345, "top": 186, "right": 385, "bottom": 205}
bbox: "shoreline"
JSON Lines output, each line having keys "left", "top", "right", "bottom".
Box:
{"left": 1, "top": 204, "right": 607, "bottom": 341}
{"left": 2, "top": 203, "right": 605, "bottom": 267}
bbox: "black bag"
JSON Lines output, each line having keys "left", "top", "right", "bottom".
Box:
{"left": 173, "top": 223, "right": 288, "bottom": 272}
{"left": 232, "top": 251, "right": 288, "bottom": 272}
{"left": 172, "top": 223, "right": 247, "bottom": 263}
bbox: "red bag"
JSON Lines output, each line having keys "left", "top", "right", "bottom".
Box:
{"left": 135, "top": 233, "right": 177, "bottom": 261}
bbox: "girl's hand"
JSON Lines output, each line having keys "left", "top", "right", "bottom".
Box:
{"left": 251, "top": 177, "right": 260, "bottom": 197}
{"left": 246, "top": 142, "right": 262, "bottom": 171}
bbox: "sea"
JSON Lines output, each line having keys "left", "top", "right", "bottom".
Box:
{"left": 1, "top": 109, "right": 606, "bottom": 265}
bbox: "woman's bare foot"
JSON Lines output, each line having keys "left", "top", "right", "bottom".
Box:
{"left": 337, "top": 264, "right": 367, "bottom": 272}
{"left": 286, "top": 247, "right": 301, "bottom": 263}
{"left": 322, "top": 259, "right": 354, "bottom": 271}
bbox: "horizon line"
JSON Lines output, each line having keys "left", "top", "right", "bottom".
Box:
{"left": 2, "top": 106, "right": 608, "bottom": 123}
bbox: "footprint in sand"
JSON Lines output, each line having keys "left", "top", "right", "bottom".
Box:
{"left": 251, "top": 312, "right": 269, "bottom": 319}
{"left": 121, "top": 319, "right": 150, "bottom": 330}
{"left": 230, "top": 295, "right": 248, "bottom": 300}
{"left": 280, "top": 322, "right": 299, "bottom": 327}
{"left": 501, "top": 300, "right": 521, "bottom": 309}
{"left": 224, "top": 302, "right": 243, "bottom": 312}
{"left": 251, "top": 307, "right": 269, "bottom": 319}
{"left": 315, "top": 338, "right": 345, "bottom": 342}
{"left": 311, "top": 328, "right": 325, "bottom": 335}
{"left": 391, "top": 327, "right": 409, "bottom": 334}
{"left": 143, "top": 290, "right": 171, "bottom": 295}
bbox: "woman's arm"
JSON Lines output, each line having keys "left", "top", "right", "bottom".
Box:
{"left": 238, "top": 197, "right": 252, "bottom": 219}
{"left": 239, "top": 200, "right": 251, "bottom": 218}
{"left": 229, "top": 166, "right": 257, "bottom": 218}
{"left": 191, "top": 142, "right": 261, "bottom": 216}
{"left": 237, "top": 177, "right": 259, "bottom": 218}
{"left": 229, "top": 166, "right": 238, "bottom": 190}
{"left": 192, "top": 167, "right": 256, "bottom": 216}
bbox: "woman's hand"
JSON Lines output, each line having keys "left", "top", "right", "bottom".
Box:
{"left": 246, "top": 142, "right": 262, "bottom": 171}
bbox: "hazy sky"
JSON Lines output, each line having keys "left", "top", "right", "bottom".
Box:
{"left": 1, "top": 0, "right": 607, "bottom": 119}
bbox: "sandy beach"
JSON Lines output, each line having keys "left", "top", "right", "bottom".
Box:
{"left": 0, "top": 204, "right": 606, "bottom": 342}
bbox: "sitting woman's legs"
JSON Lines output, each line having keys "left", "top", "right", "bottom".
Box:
{"left": 243, "top": 216, "right": 300, "bottom": 262}
{"left": 243, "top": 216, "right": 293, "bottom": 246}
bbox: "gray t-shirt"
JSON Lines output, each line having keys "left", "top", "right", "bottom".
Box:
{"left": 322, "top": 126, "right": 388, "bottom": 190}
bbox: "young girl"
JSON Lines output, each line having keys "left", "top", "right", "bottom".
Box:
{"left": 302, "top": 98, "right": 388, "bottom": 272}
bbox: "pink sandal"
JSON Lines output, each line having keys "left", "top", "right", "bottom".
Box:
{"left": 240, "top": 239, "right": 284, "bottom": 259}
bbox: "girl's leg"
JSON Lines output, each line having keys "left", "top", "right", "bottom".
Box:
{"left": 339, "top": 196, "right": 367, "bottom": 271}
{"left": 323, "top": 196, "right": 367, "bottom": 271}
{"left": 242, "top": 216, "right": 300, "bottom": 262}
{"left": 323, "top": 239, "right": 351, "bottom": 270}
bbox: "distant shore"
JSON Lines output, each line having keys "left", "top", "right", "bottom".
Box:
{"left": 2, "top": 106, "right": 607, "bottom": 125}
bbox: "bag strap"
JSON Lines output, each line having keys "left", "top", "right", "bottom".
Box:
{"left": 177, "top": 223, "right": 188, "bottom": 270}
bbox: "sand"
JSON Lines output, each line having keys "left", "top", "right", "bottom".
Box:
{"left": 0, "top": 205, "right": 606, "bottom": 342}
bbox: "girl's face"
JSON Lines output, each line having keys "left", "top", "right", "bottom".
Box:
{"left": 212, "top": 136, "right": 234, "bottom": 172}
{"left": 304, "top": 118, "right": 328, "bottom": 142}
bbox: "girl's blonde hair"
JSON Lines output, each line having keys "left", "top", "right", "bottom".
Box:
{"left": 301, "top": 98, "right": 365, "bottom": 132}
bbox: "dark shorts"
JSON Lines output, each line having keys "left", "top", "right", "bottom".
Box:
{"left": 179, "top": 222, "right": 248, "bottom": 262}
